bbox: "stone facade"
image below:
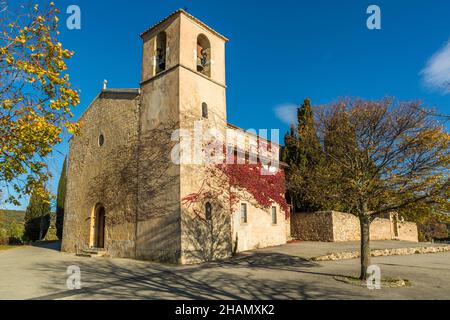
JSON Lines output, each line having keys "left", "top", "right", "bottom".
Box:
{"left": 62, "top": 9, "right": 288, "bottom": 264}
{"left": 62, "top": 90, "right": 140, "bottom": 258}
{"left": 291, "top": 211, "right": 419, "bottom": 242}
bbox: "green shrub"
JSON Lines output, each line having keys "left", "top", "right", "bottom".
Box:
{"left": 0, "top": 228, "right": 8, "bottom": 245}
{"left": 418, "top": 217, "right": 449, "bottom": 241}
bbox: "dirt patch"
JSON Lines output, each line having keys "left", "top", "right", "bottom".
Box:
{"left": 334, "top": 275, "right": 412, "bottom": 288}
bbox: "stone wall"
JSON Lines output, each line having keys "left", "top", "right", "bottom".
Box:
{"left": 291, "top": 211, "right": 334, "bottom": 241}
{"left": 398, "top": 221, "right": 419, "bottom": 242}
{"left": 370, "top": 218, "right": 393, "bottom": 240}
{"left": 332, "top": 211, "right": 360, "bottom": 241}
{"left": 62, "top": 90, "right": 140, "bottom": 258}
{"left": 291, "top": 211, "right": 419, "bottom": 242}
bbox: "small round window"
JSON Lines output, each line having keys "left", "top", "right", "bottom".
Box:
{"left": 98, "top": 134, "right": 105, "bottom": 147}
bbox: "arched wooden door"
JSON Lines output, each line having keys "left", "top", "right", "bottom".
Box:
{"left": 95, "top": 206, "right": 106, "bottom": 248}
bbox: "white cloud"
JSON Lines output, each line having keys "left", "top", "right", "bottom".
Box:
{"left": 274, "top": 103, "right": 297, "bottom": 125}
{"left": 421, "top": 39, "right": 450, "bottom": 94}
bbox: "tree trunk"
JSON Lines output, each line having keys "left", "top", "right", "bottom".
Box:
{"left": 39, "top": 215, "right": 45, "bottom": 241}
{"left": 359, "top": 214, "right": 371, "bottom": 280}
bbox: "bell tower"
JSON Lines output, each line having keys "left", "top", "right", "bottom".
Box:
{"left": 137, "top": 10, "right": 230, "bottom": 263}
{"left": 139, "top": 8, "right": 229, "bottom": 142}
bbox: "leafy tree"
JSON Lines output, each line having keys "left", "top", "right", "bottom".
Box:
{"left": 0, "top": 2, "right": 79, "bottom": 205}
{"left": 23, "top": 190, "right": 51, "bottom": 241}
{"left": 55, "top": 157, "right": 66, "bottom": 239}
{"left": 282, "top": 98, "right": 324, "bottom": 212}
{"left": 7, "top": 220, "right": 23, "bottom": 241}
{"left": 399, "top": 204, "right": 450, "bottom": 241}
{"left": 314, "top": 98, "right": 450, "bottom": 279}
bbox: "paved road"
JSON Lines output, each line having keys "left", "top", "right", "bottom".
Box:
{"left": 0, "top": 242, "right": 449, "bottom": 300}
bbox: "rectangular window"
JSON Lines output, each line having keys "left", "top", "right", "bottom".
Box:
{"left": 202, "top": 103, "right": 208, "bottom": 118}
{"left": 240, "top": 203, "right": 247, "bottom": 224}
{"left": 272, "top": 206, "right": 277, "bottom": 224}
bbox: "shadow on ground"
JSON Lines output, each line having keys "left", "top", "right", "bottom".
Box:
{"left": 31, "top": 251, "right": 359, "bottom": 300}
{"left": 31, "top": 241, "right": 61, "bottom": 251}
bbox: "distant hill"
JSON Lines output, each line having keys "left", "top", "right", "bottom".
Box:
{"left": 0, "top": 210, "right": 26, "bottom": 229}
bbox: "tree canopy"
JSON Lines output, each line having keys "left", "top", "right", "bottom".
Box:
{"left": 282, "top": 98, "right": 324, "bottom": 212}
{"left": 283, "top": 97, "right": 450, "bottom": 279}
{"left": 0, "top": 2, "right": 79, "bottom": 205}
{"left": 23, "top": 189, "right": 51, "bottom": 242}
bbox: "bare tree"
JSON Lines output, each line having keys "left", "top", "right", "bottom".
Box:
{"left": 314, "top": 98, "right": 450, "bottom": 280}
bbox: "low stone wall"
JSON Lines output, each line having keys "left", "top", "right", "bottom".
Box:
{"left": 370, "top": 218, "right": 393, "bottom": 241}
{"left": 291, "top": 211, "right": 334, "bottom": 241}
{"left": 291, "top": 211, "right": 419, "bottom": 242}
{"left": 332, "top": 211, "right": 360, "bottom": 241}
{"left": 398, "top": 221, "right": 419, "bottom": 242}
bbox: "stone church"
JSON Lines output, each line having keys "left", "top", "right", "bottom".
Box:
{"left": 61, "top": 9, "right": 290, "bottom": 264}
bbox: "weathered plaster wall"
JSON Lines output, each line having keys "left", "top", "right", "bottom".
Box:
{"left": 231, "top": 192, "right": 288, "bottom": 253}
{"left": 62, "top": 91, "right": 140, "bottom": 258}
{"left": 177, "top": 16, "right": 231, "bottom": 264}
{"left": 141, "top": 16, "right": 181, "bottom": 83}
{"left": 179, "top": 13, "right": 226, "bottom": 86}
{"left": 137, "top": 68, "right": 182, "bottom": 263}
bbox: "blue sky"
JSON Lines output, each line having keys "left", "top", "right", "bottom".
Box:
{"left": 4, "top": 0, "right": 450, "bottom": 209}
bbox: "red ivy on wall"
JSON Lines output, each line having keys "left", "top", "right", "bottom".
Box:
{"left": 183, "top": 159, "right": 290, "bottom": 219}
{"left": 217, "top": 160, "right": 290, "bottom": 218}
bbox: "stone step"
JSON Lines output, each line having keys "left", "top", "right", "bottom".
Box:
{"left": 75, "top": 253, "right": 92, "bottom": 258}
{"left": 76, "top": 247, "right": 107, "bottom": 258}
{"left": 85, "top": 247, "right": 105, "bottom": 253}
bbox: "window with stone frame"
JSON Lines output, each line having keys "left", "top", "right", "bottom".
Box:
{"left": 271, "top": 206, "right": 277, "bottom": 224}
{"left": 240, "top": 203, "right": 248, "bottom": 224}
{"left": 202, "top": 102, "right": 208, "bottom": 118}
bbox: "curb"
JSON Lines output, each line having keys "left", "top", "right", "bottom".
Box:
{"left": 311, "top": 245, "right": 450, "bottom": 261}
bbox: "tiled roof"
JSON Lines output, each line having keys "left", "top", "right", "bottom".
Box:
{"left": 101, "top": 88, "right": 140, "bottom": 94}
{"left": 140, "top": 8, "right": 229, "bottom": 42}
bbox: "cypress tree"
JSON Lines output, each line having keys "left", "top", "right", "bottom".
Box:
{"left": 282, "top": 98, "right": 324, "bottom": 212}
{"left": 24, "top": 191, "right": 51, "bottom": 242}
{"left": 56, "top": 158, "right": 67, "bottom": 240}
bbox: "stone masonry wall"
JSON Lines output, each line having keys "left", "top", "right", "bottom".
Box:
{"left": 291, "top": 211, "right": 334, "bottom": 241}
{"left": 331, "top": 211, "right": 360, "bottom": 241}
{"left": 398, "top": 221, "right": 419, "bottom": 242}
{"left": 62, "top": 91, "right": 140, "bottom": 258}
{"left": 292, "top": 211, "right": 419, "bottom": 242}
{"left": 370, "top": 218, "right": 393, "bottom": 240}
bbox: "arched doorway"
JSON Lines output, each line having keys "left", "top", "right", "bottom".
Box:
{"left": 94, "top": 205, "right": 106, "bottom": 248}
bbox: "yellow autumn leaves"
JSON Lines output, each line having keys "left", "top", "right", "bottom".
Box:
{"left": 0, "top": 2, "right": 80, "bottom": 204}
